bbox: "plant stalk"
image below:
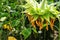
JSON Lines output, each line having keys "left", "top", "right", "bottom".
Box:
{"left": 59, "top": 16, "right": 60, "bottom": 40}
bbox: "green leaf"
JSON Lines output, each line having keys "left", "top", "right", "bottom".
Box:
{"left": 43, "top": 13, "right": 50, "bottom": 22}
{"left": 40, "top": 0, "right": 47, "bottom": 9}
{"left": 48, "top": 0, "right": 54, "bottom": 4}
{"left": 0, "top": 17, "right": 7, "bottom": 22}
{"left": 11, "top": 19, "right": 20, "bottom": 27}
{"left": 0, "top": 13, "right": 9, "bottom": 17}
{"left": 21, "top": 28, "right": 31, "bottom": 40}
{"left": 10, "top": 3, "right": 16, "bottom": 9}
{"left": 43, "top": 24, "right": 46, "bottom": 27}
{"left": 32, "top": 15, "right": 38, "bottom": 22}
{"left": 0, "top": 22, "right": 3, "bottom": 28}
{"left": 32, "top": 28, "right": 37, "bottom": 33}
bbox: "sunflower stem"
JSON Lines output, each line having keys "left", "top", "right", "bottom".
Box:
{"left": 44, "top": 28, "right": 46, "bottom": 40}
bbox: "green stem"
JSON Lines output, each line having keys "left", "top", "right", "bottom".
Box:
{"left": 59, "top": 16, "right": 60, "bottom": 40}
{"left": 44, "top": 28, "right": 46, "bottom": 40}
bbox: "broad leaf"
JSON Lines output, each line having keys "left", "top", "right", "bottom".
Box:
{"left": 21, "top": 28, "right": 31, "bottom": 39}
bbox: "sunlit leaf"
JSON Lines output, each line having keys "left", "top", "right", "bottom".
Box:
{"left": 0, "top": 17, "right": 7, "bottom": 22}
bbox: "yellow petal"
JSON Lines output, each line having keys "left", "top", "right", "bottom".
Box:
{"left": 8, "top": 36, "right": 17, "bottom": 40}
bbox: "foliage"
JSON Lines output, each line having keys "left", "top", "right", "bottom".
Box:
{"left": 0, "top": 0, "right": 60, "bottom": 40}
